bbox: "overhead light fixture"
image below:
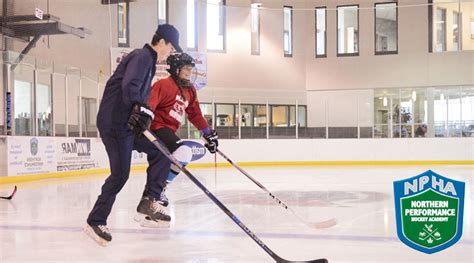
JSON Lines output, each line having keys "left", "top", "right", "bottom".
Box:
{"left": 251, "top": 0, "right": 262, "bottom": 8}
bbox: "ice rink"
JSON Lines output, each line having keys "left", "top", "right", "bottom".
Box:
{"left": 0, "top": 165, "right": 472, "bottom": 262}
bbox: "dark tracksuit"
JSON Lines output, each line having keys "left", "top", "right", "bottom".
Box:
{"left": 87, "top": 44, "right": 169, "bottom": 226}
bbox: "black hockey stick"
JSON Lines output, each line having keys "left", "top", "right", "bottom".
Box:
{"left": 143, "top": 130, "right": 327, "bottom": 263}
{"left": 216, "top": 149, "right": 337, "bottom": 229}
{"left": 0, "top": 185, "right": 17, "bottom": 200}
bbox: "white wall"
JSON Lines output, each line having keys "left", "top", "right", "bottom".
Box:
{"left": 307, "top": 89, "right": 374, "bottom": 127}
{"left": 199, "top": 138, "right": 474, "bottom": 163}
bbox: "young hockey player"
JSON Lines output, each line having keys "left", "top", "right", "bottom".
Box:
{"left": 137, "top": 52, "right": 218, "bottom": 213}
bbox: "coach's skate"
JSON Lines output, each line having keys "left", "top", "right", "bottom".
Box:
{"left": 134, "top": 196, "right": 171, "bottom": 228}
{"left": 83, "top": 223, "right": 112, "bottom": 246}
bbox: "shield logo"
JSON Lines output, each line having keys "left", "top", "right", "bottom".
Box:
{"left": 30, "top": 137, "right": 39, "bottom": 156}
{"left": 393, "top": 170, "right": 465, "bottom": 254}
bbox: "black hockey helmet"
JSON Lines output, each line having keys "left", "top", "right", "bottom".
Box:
{"left": 166, "top": 52, "right": 195, "bottom": 78}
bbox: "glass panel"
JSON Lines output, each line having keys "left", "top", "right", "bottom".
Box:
{"left": 13, "top": 57, "right": 35, "bottom": 136}
{"left": 461, "top": 87, "right": 474, "bottom": 137}
{"left": 241, "top": 104, "right": 265, "bottom": 139}
{"left": 158, "top": 0, "right": 168, "bottom": 25}
{"left": 216, "top": 104, "right": 234, "bottom": 127}
{"left": 315, "top": 8, "right": 326, "bottom": 56}
{"left": 271, "top": 105, "right": 288, "bottom": 127}
{"left": 36, "top": 62, "right": 53, "bottom": 136}
{"left": 240, "top": 105, "right": 253, "bottom": 127}
{"left": 270, "top": 105, "right": 294, "bottom": 138}
{"left": 435, "top": 7, "right": 447, "bottom": 52}
{"left": 118, "top": 1, "right": 129, "bottom": 47}
{"left": 82, "top": 98, "right": 97, "bottom": 137}
{"left": 283, "top": 7, "right": 292, "bottom": 56}
{"left": 447, "top": 87, "right": 462, "bottom": 137}
{"left": 289, "top": 105, "right": 296, "bottom": 127}
{"left": 399, "top": 89, "right": 414, "bottom": 138}
{"left": 67, "top": 68, "right": 81, "bottom": 137}
{"left": 81, "top": 75, "right": 98, "bottom": 137}
{"left": 358, "top": 91, "right": 373, "bottom": 138}
{"left": 14, "top": 80, "right": 32, "bottom": 136}
{"left": 375, "top": 3, "right": 397, "bottom": 53}
{"left": 215, "top": 103, "right": 237, "bottom": 139}
{"left": 207, "top": 0, "right": 225, "bottom": 51}
{"left": 374, "top": 89, "right": 397, "bottom": 138}
{"left": 187, "top": 0, "right": 197, "bottom": 50}
{"left": 412, "top": 88, "right": 429, "bottom": 137}
{"left": 337, "top": 5, "right": 359, "bottom": 55}
{"left": 433, "top": 88, "right": 448, "bottom": 137}
{"left": 453, "top": 11, "right": 461, "bottom": 51}
{"left": 298, "top": 106, "right": 306, "bottom": 127}
{"left": 251, "top": 4, "right": 260, "bottom": 55}
{"left": 37, "top": 84, "right": 52, "bottom": 136}
{"left": 189, "top": 103, "right": 213, "bottom": 139}
{"left": 461, "top": 0, "right": 473, "bottom": 50}
{"left": 175, "top": 117, "right": 188, "bottom": 139}
{"left": 53, "top": 69, "right": 67, "bottom": 136}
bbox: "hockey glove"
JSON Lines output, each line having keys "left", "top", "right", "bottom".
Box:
{"left": 203, "top": 129, "right": 219, "bottom": 154}
{"left": 128, "top": 103, "right": 154, "bottom": 135}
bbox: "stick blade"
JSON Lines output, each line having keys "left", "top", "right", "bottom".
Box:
{"left": 278, "top": 258, "right": 328, "bottom": 263}
{"left": 310, "top": 218, "right": 337, "bottom": 229}
{"left": 0, "top": 185, "right": 17, "bottom": 200}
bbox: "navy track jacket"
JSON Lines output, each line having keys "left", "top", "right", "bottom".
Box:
{"left": 97, "top": 44, "right": 157, "bottom": 129}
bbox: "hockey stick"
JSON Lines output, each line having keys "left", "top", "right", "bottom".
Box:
{"left": 216, "top": 149, "right": 337, "bottom": 229}
{"left": 143, "top": 130, "right": 327, "bottom": 263}
{"left": 0, "top": 186, "right": 17, "bottom": 200}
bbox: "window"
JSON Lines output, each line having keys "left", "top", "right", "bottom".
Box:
{"left": 37, "top": 84, "right": 52, "bottom": 136}
{"left": 251, "top": 3, "right": 261, "bottom": 55}
{"left": 254, "top": 105, "right": 267, "bottom": 127}
{"left": 298, "top": 106, "right": 307, "bottom": 127}
{"left": 207, "top": 0, "right": 226, "bottom": 51}
{"left": 453, "top": 11, "right": 461, "bottom": 51}
{"left": 375, "top": 3, "right": 398, "bottom": 55}
{"left": 216, "top": 104, "right": 235, "bottom": 127}
{"left": 118, "top": 0, "right": 129, "bottom": 47}
{"left": 188, "top": 103, "right": 213, "bottom": 139}
{"left": 187, "top": 0, "right": 198, "bottom": 50}
{"left": 240, "top": 105, "right": 253, "bottom": 126}
{"left": 158, "top": 0, "right": 168, "bottom": 25}
{"left": 271, "top": 105, "right": 289, "bottom": 127}
{"left": 14, "top": 80, "right": 32, "bottom": 136}
{"left": 434, "top": 7, "right": 447, "bottom": 52}
{"left": 337, "top": 5, "right": 359, "bottom": 56}
{"left": 471, "top": 19, "right": 474, "bottom": 39}
{"left": 283, "top": 6, "right": 293, "bottom": 57}
{"left": 315, "top": 7, "right": 326, "bottom": 57}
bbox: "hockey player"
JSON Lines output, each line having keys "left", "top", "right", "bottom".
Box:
{"left": 139, "top": 52, "right": 218, "bottom": 210}
{"left": 84, "top": 24, "right": 182, "bottom": 246}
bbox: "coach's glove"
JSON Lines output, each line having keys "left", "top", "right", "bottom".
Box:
{"left": 203, "top": 129, "right": 218, "bottom": 154}
{"left": 128, "top": 103, "right": 154, "bottom": 135}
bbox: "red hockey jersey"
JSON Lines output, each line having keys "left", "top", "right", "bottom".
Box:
{"left": 148, "top": 76, "right": 209, "bottom": 133}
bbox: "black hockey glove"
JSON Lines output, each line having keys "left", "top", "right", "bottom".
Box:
{"left": 203, "top": 129, "right": 219, "bottom": 154}
{"left": 128, "top": 103, "right": 154, "bottom": 135}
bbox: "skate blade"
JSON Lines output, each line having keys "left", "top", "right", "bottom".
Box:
{"left": 134, "top": 213, "right": 170, "bottom": 228}
{"left": 83, "top": 224, "right": 109, "bottom": 247}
